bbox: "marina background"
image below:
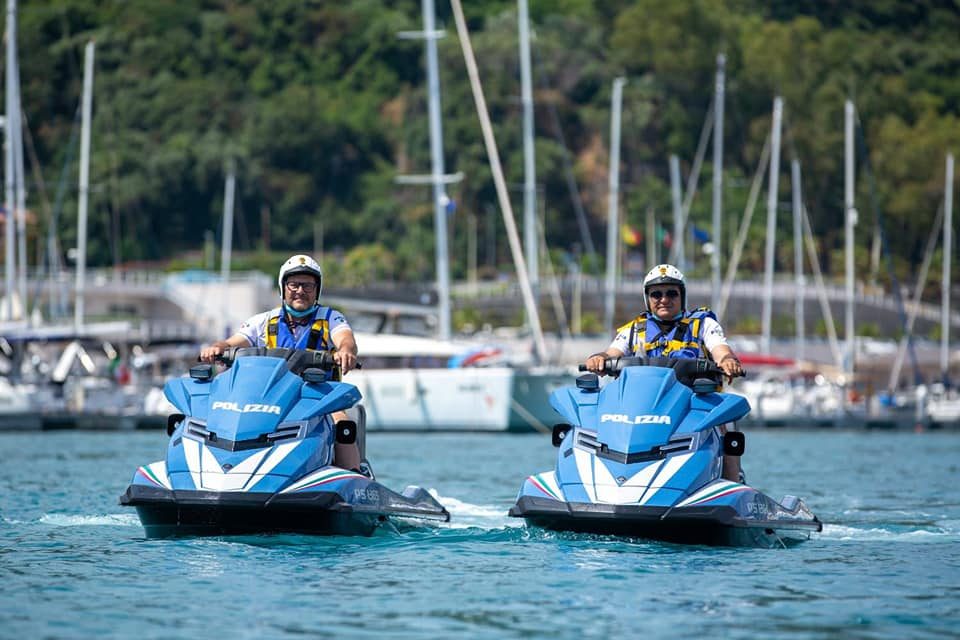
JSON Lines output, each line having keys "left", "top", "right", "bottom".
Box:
{"left": 0, "top": 3, "right": 959, "bottom": 637}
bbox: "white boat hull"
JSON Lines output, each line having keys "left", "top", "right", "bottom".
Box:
{"left": 346, "top": 366, "right": 570, "bottom": 431}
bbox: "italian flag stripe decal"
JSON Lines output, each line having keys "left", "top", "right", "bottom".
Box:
{"left": 291, "top": 469, "right": 366, "bottom": 492}
{"left": 686, "top": 484, "right": 751, "bottom": 506}
{"left": 529, "top": 474, "right": 561, "bottom": 500}
{"left": 138, "top": 466, "right": 165, "bottom": 487}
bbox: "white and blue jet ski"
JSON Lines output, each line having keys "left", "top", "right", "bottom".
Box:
{"left": 120, "top": 347, "right": 449, "bottom": 537}
{"left": 509, "top": 356, "right": 821, "bottom": 547}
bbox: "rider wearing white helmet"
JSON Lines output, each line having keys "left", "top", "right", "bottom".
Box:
{"left": 200, "top": 254, "right": 362, "bottom": 471}
{"left": 583, "top": 263, "right": 744, "bottom": 482}
{"left": 584, "top": 263, "right": 741, "bottom": 378}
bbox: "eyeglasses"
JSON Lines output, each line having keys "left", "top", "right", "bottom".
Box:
{"left": 648, "top": 289, "right": 680, "bottom": 300}
{"left": 285, "top": 281, "right": 317, "bottom": 293}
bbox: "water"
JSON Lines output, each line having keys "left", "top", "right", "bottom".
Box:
{"left": 1, "top": 430, "right": 958, "bottom": 639}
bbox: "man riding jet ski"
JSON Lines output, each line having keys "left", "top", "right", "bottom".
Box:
{"left": 508, "top": 355, "right": 822, "bottom": 547}
{"left": 199, "top": 254, "right": 363, "bottom": 473}
{"left": 584, "top": 264, "right": 746, "bottom": 482}
{"left": 120, "top": 347, "right": 449, "bottom": 537}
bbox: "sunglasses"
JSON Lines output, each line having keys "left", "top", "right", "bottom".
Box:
{"left": 285, "top": 281, "right": 317, "bottom": 293}
{"left": 648, "top": 289, "right": 680, "bottom": 300}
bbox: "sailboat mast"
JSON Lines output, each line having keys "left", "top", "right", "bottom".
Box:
{"left": 792, "top": 158, "right": 805, "bottom": 362}
{"left": 423, "top": 0, "right": 451, "bottom": 340}
{"left": 518, "top": 0, "right": 537, "bottom": 297}
{"left": 604, "top": 77, "right": 625, "bottom": 332}
{"left": 12, "top": 43, "right": 25, "bottom": 318}
{"left": 844, "top": 100, "right": 856, "bottom": 381}
{"left": 219, "top": 164, "right": 235, "bottom": 284}
{"left": 3, "top": 0, "right": 16, "bottom": 320}
{"left": 449, "top": 0, "right": 547, "bottom": 361}
{"left": 74, "top": 40, "right": 94, "bottom": 333}
{"left": 710, "top": 53, "right": 725, "bottom": 311}
{"left": 943, "top": 152, "right": 954, "bottom": 383}
{"left": 669, "top": 154, "right": 683, "bottom": 272}
{"left": 761, "top": 96, "right": 783, "bottom": 354}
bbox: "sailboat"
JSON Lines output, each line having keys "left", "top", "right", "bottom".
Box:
{"left": 342, "top": 0, "right": 571, "bottom": 432}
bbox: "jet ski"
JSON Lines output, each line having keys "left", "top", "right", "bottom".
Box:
{"left": 508, "top": 356, "right": 822, "bottom": 547}
{"left": 120, "top": 347, "right": 449, "bottom": 537}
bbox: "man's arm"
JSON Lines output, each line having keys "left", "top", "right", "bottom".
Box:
{"left": 331, "top": 328, "right": 358, "bottom": 374}
{"left": 199, "top": 334, "right": 252, "bottom": 363}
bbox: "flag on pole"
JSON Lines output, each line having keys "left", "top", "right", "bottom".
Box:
{"left": 621, "top": 223, "right": 642, "bottom": 247}
{"left": 691, "top": 225, "right": 710, "bottom": 244}
{"left": 657, "top": 226, "right": 672, "bottom": 249}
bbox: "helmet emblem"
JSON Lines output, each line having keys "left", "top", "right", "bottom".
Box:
{"left": 298, "top": 256, "right": 306, "bottom": 265}
{"left": 659, "top": 266, "right": 667, "bottom": 276}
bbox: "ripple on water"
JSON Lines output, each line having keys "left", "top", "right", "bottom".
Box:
{"left": 1, "top": 430, "right": 959, "bottom": 639}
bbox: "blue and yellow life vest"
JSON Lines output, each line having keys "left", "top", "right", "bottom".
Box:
{"left": 618, "top": 307, "right": 716, "bottom": 359}
{"left": 264, "top": 306, "right": 333, "bottom": 350}
{"left": 263, "top": 306, "right": 340, "bottom": 379}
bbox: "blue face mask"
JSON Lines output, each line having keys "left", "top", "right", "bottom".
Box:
{"left": 283, "top": 302, "right": 319, "bottom": 319}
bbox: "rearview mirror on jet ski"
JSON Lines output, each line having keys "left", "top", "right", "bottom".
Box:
{"left": 189, "top": 364, "right": 214, "bottom": 380}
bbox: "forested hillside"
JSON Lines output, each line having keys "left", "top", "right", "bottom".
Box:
{"left": 14, "top": 0, "right": 960, "bottom": 296}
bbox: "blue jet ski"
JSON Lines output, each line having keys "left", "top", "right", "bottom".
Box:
{"left": 508, "top": 356, "right": 821, "bottom": 547}
{"left": 120, "top": 347, "right": 449, "bottom": 537}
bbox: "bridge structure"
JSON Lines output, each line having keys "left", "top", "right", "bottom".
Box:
{"left": 450, "top": 275, "right": 959, "bottom": 337}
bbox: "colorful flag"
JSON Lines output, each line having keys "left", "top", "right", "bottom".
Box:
{"left": 621, "top": 223, "right": 642, "bottom": 247}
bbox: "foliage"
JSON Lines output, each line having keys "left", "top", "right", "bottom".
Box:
{"left": 11, "top": 0, "right": 959, "bottom": 312}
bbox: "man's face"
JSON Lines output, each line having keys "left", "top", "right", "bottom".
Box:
{"left": 283, "top": 275, "right": 319, "bottom": 311}
{"left": 647, "top": 284, "right": 681, "bottom": 320}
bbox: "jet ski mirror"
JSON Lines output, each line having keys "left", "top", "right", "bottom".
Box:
{"left": 723, "top": 430, "right": 745, "bottom": 456}
{"left": 692, "top": 378, "right": 720, "bottom": 394}
{"left": 302, "top": 367, "right": 327, "bottom": 383}
{"left": 575, "top": 373, "right": 600, "bottom": 392}
{"left": 552, "top": 423, "right": 572, "bottom": 447}
{"left": 189, "top": 364, "right": 215, "bottom": 381}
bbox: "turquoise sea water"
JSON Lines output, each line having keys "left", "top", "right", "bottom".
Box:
{"left": 1, "top": 429, "right": 958, "bottom": 639}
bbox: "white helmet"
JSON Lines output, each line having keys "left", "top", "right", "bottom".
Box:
{"left": 278, "top": 254, "right": 323, "bottom": 298}
{"left": 642, "top": 263, "right": 686, "bottom": 310}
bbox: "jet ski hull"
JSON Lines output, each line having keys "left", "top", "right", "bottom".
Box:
{"left": 121, "top": 485, "right": 385, "bottom": 537}
{"left": 510, "top": 495, "right": 822, "bottom": 548}
{"left": 122, "top": 479, "right": 449, "bottom": 539}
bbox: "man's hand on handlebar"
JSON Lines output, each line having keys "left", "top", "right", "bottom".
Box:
{"left": 584, "top": 352, "right": 610, "bottom": 374}
{"left": 333, "top": 349, "right": 358, "bottom": 374}
{"left": 199, "top": 341, "right": 230, "bottom": 363}
{"left": 717, "top": 355, "right": 745, "bottom": 384}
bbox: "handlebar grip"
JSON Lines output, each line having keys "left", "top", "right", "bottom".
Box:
{"left": 578, "top": 364, "right": 587, "bottom": 371}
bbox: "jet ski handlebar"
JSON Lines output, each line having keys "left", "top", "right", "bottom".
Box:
{"left": 580, "top": 356, "right": 735, "bottom": 384}
{"left": 214, "top": 347, "right": 360, "bottom": 376}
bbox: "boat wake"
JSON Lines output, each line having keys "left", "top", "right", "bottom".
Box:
{"left": 430, "top": 490, "right": 517, "bottom": 529}
{"left": 38, "top": 513, "right": 141, "bottom": 527}
{"left": 821, "top": 522, "right": 958, "bottom": 541}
